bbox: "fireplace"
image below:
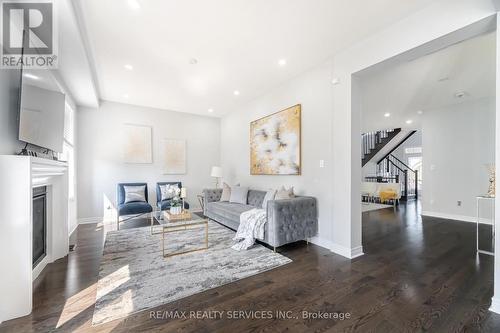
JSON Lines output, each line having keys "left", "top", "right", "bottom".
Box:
{"left": 32, "top": 186, "right": 47, "bottom": 268}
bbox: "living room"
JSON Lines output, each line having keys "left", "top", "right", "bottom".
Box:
{"left": 1, "top": 0, "right": 500, "bottom": 332}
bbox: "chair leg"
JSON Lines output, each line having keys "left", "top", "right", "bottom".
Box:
{"left": 273, "top": 247, "right": 276, "bottom": 253}
{"left": 117, "top": 215, "right": 120, "bottom": 231}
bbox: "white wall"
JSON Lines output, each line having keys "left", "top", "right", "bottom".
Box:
{"left": 77, "top": 101, "right": 220, "bottom": 221}
{"left": 220, "top": 61, "right": 334, "bottom": 249}
{"left": 421, "top": 98, "right": 495, "bottom": 220}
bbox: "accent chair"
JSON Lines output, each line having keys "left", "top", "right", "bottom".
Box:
{"left": 156, "top": 182, "right": 190, "bottom": 211}
{"left": 116, "top": 182, "right": 153, "bottom": 230}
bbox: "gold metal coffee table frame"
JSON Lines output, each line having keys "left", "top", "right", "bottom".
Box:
{"left": 152, "top": 210, "right": 209, "bottom": 258}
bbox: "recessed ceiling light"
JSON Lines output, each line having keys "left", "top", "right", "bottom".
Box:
{"left": 189, "top": 58, "right": 198, "bottom": 65}
{"left": 278, "top": 58, "right": 287, "bottom": 66}
{"left": 124, "top": 64, "right": 133, "bottom": 70}
{"left": 331, "top": 78, "right": 340, "bottom": 85}
{"left": 128, "top": 0, "right": 141, "bottom": 10}
{"left": 23, "top": 73, "right": 39, "bottom": 80}
{"left": 208, "top": 108, "right": 214, "bottom": 113}
{"left": 123, "top": 94, "right": 129, "bottom": 99}
{"left": 406, "top": 119, "right": 413, "bottom": 124}
{"left": 454, "top": 91, "right": 466, "bottom": 98}
{"left": 438, "top": 76, "right": 449, "bottom": 82}
{"left": 384, "top": 112, "right": 391, "bottom": 117}
{"left": 233, "top": 90, "right": 240, "bottom": 96}
{"left": 417, "top": 110, "right": 423, "bottom": 115}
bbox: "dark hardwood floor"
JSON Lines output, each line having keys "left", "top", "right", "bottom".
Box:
{"left": 2, "top": 201, "right": 500, "bottom": 332}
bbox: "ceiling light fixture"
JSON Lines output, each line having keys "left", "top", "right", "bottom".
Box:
{"left": 384, "top": 112, "right": 390, "bottom": 117}
{"left": 454, "top": 91, "right": 466, "bottom": 98}
{"left": 128, "top": 0, "right": 141, "bottom": 10}
{"left": 278, "top": 58, "right": 287, "bottom": 66}
{"left": 123, "top": 94, "right": 129, "bottom": 99}
{"left": 417, "top": 110, "right": 423, "bottom": 115}
{"left": 189, "top": 58, "right": 198, "bottom": 65}
{"left": 208, "top": 108, "right": 214, "bottom": 113}
{"left": 23, "top": 73, "right": 39, "bottom": 80}
{"left": 406, "top": 119, "right": 413, "bottom": 124}
{"left": 331, "top": 78, "right": 340, "bottom": 85}
{"left": 124, "top": 64, "right": 133, "bottom": 71}
{"left": 233, "top": 90, "right": 240, "bottom": 96}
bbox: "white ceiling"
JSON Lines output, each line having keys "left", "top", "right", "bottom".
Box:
{"left": 75, "top": 0, "right": 437, "bottom": 116}
{"left": 359, "top": 31, "right": 496, "bottom": 133}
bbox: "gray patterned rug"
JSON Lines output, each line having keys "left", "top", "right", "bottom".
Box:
{"left": 92, "top": 221, "right": 291, "bottom": 325}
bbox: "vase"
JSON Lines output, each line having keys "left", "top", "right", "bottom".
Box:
{"left": 170, "top": 206, "right": 181, "bottom": 215}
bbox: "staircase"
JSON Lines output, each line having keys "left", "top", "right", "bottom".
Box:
{"left": 376, "top": 154, "right": 418, "bottom": 200}
{"left": 362, "top": 128, "right": 419, "bottom": 201}
{"left": 361, "top": 128, "right": 401, "bottom": 166}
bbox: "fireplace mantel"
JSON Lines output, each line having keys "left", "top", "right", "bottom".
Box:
{"left": 0, "top": 155, "right": 69, "bottom": 322}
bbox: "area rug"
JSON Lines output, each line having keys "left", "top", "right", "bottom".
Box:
{"left": 362, "top": 202, "right": 393, "bottom": 212}
{"left": 92, "top": 221, "right": 291, "bottom": 325}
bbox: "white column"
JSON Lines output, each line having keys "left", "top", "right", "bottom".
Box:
{"left": 490, "top": 12, "right": 500, "bottom": 314}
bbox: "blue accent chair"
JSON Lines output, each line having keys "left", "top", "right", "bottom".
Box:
{"left": 117, "top": 182, "right": 153, "bottom": 230}
{"left": 156, "top": 182, "right": 190, "bottom": 211}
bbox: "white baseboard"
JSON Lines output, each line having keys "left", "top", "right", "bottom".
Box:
{"left": 69, "top": 223, "right": 78, "bottom": 237}
{"left": 309, "top": 236, "right": 334, "bottom": 250}
{"left": 330, "top": 243, "right": 364, "bottom": 259}
{"left": 490, "top": 296, "right": 500, "bottom": 314}
{"left": 421, "top": 211, "right": 493, "bottom": 224}
{"left": 350, "top": 246, "right": 365, "bottom": 259}
{"left": 296, "top": 237, "right": 365, "bottom": 259}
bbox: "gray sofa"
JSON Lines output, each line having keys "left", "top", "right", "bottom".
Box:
{"left": 203, "top": 188, "right": 318, "bottom": 249}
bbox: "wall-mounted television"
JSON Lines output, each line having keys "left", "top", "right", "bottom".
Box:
{"left": 18, "top": 70, "right": 65, "bottom": 153}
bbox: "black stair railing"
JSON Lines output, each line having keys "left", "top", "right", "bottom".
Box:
{"left": 361, "top": 129, "right": 395, "bottom": 160}
{"left": 376, "top": 154, "right": 418, "bottom": 200}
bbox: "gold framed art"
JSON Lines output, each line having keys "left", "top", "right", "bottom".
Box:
{"left": 250, "top": 104, "right": 301, "bottom": 175}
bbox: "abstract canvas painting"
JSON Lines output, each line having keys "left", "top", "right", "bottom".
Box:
{"left": 161, "top": 139, "right": 186, "bottom": 174}
{"left": 250, "top": 104, "right": 301, "bottom": 175}
{"left": 123, "top": 124, "right": 152, "bottom": 164}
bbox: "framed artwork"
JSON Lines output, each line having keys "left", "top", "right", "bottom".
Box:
{"left": 123, "top": 124, "right": 153, "bottom": 164}
{"left": 161, "top": 139, "right": 186, "bottom": 174}
{"left": 250, "top": 104, "right": 301, "bottom": 175}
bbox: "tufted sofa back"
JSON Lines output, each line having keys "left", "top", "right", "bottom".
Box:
{"left": 247, "top": 189, "right": 266, "bottom": 207}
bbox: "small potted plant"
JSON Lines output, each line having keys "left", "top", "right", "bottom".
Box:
{"left": 170, "top": 188, "right": 182, "bottom": 215}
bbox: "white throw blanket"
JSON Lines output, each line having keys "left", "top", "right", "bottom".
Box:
{"left": 232, "top": 208, "right": 267, "bottom": 251}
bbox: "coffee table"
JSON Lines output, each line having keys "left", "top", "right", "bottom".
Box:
{"left": 151, "top": 210, "right": 209, "bottom": 258}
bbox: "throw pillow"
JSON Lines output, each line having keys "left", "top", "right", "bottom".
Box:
{"left": 229, "top": 185, "right": 249, "bottom": 204}
{"left": 160, "top": 184, "right": 179, "bottom": 201}
{"left": 220, "top": 182, "right": 231, "bottom": 201}
{"left": 275, "top": 186, "right": 295, "bottom": 200}
{"left": 261, "top": 189, "right": 277, "bottom": 210}
{"left": 124, "top": 185, "right": 147, "bottom": 203}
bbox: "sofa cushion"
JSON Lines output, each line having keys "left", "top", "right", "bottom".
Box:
{"left": 118, "top": 202, "right": 152, "bottom": 216}
{"left": 247, "top": 189, "right": 266, "bottom": 207}
{"left": 124, "top": 185, "right": 147, "bottom": 203}
{"left": 220, "top": 182, "right": 232, "bottom": 201}
{"left": 229, "top": 186, "right": 249, "bottom": 204}
{"left": 206, "top": 201, "right": 253, "bottom": 221}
